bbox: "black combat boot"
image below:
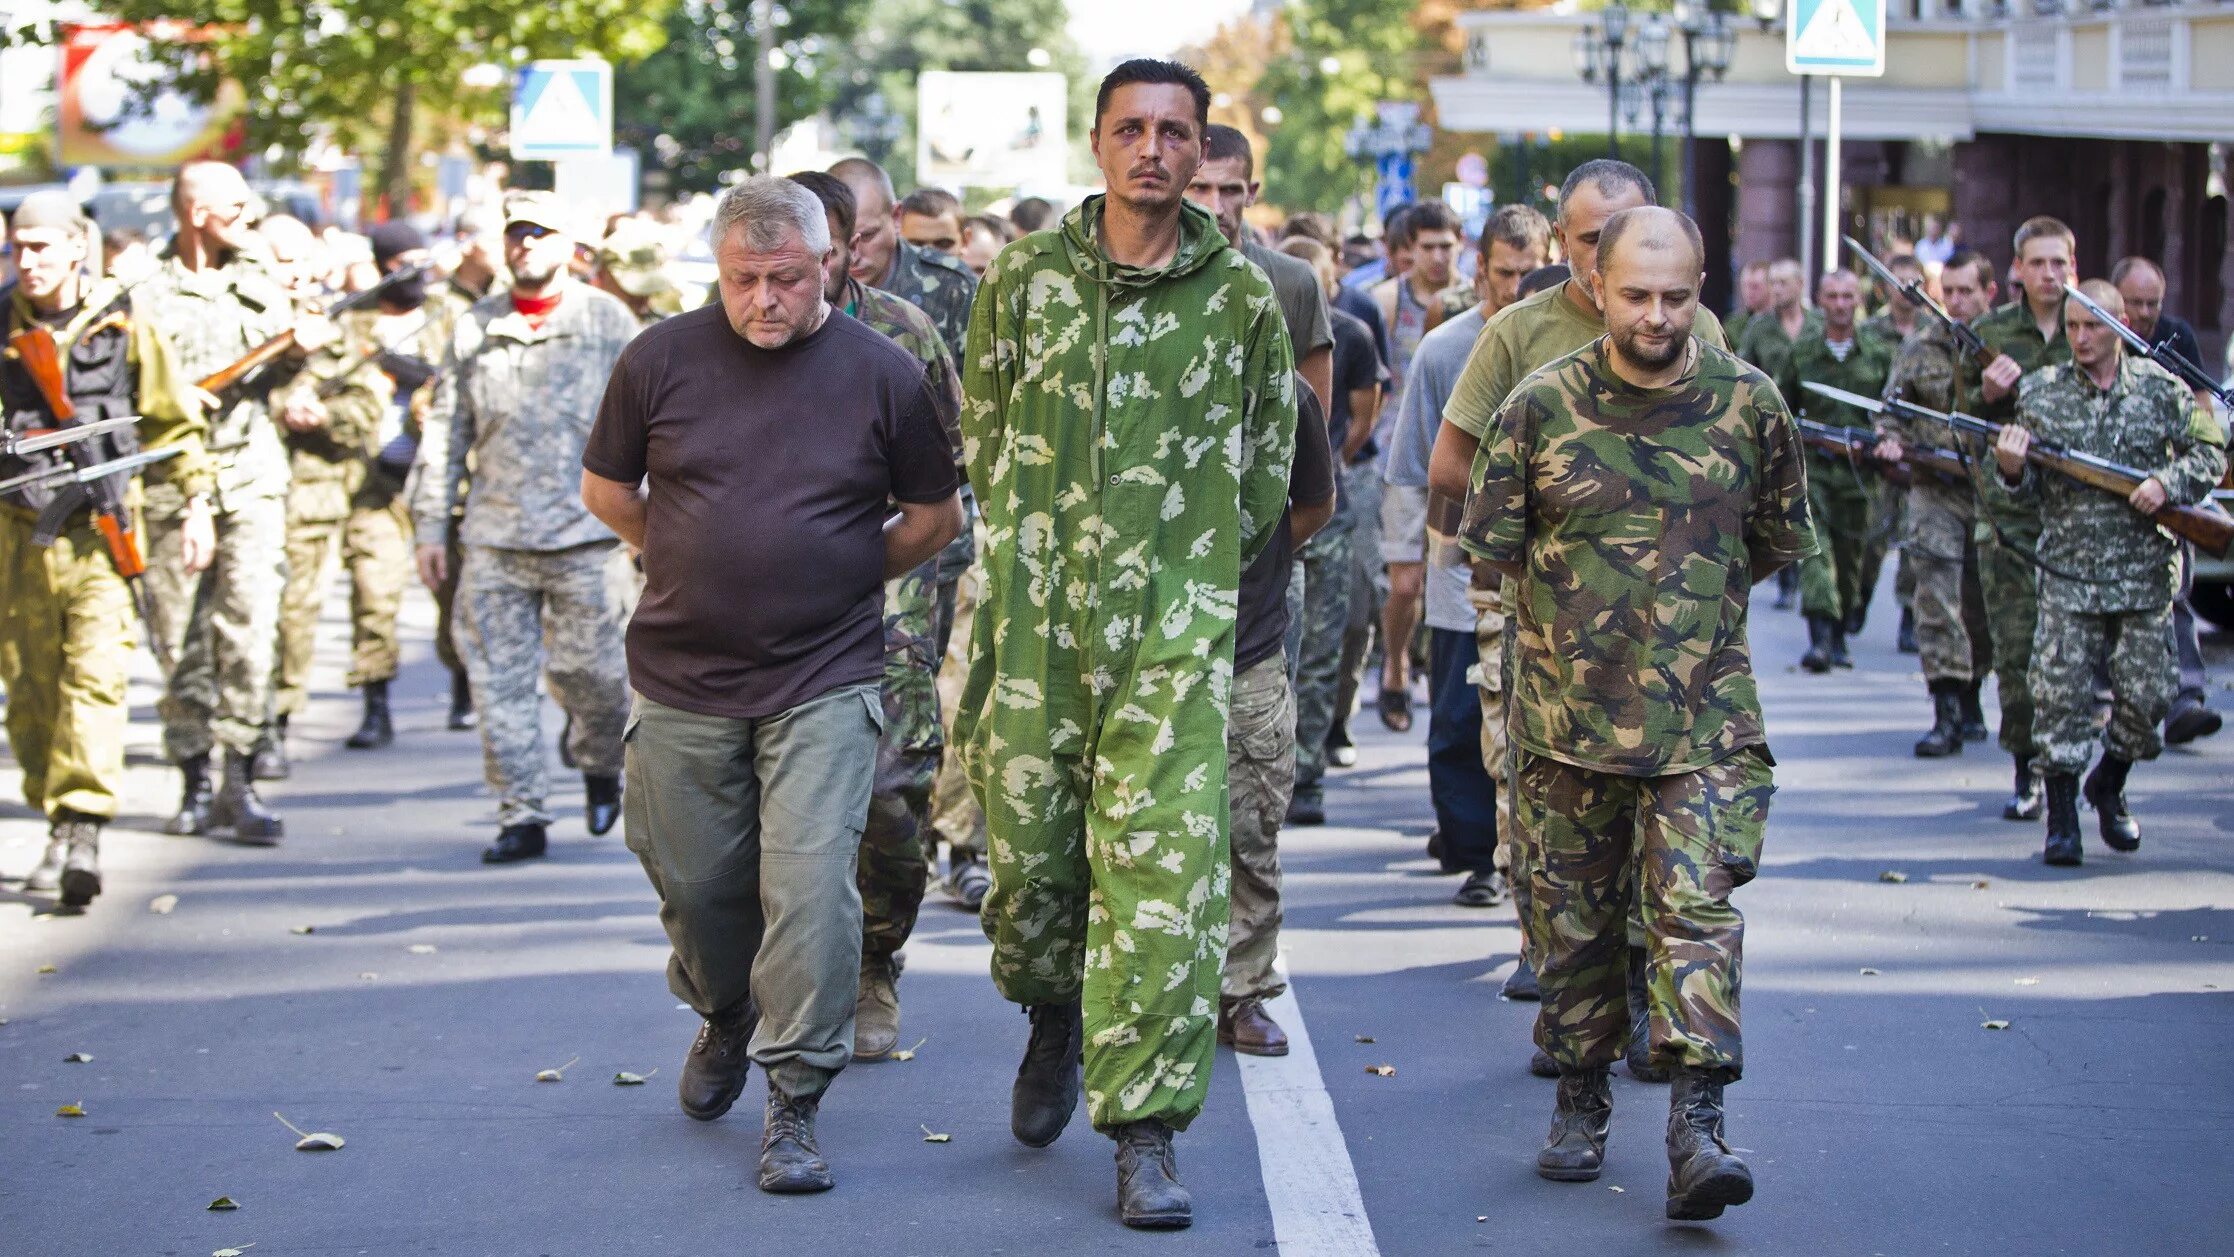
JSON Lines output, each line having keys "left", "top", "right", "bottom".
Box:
{"left": 557, "top": 713, "right": 577, "bottom": 769}
{"left": 210, "top": 750, "right": 284, "bottom": 845}
{"left": 1625, "top": 945, "right": 1670, "bottom": 1082}
{"left": 583, "top": 774, "right": 621, "bottom": 836}
{"left": 481, "top": 822, "right": 548, "bottom": 864}
{"left": 2003, "top": 755, "right": 2043, "bottom": 821}
{"left": 56, "top": 814, "right": 104, "bottom": 909}
{"left": 1843, "top": 605, "right": 1868, "bottom": 638}
{"left": 1896, "top": 605, "right": 1919, "bottom": 653}
{"left": 345, "top": 681, "right": 394, "bottom": 750}
{"left": 1011, "top": 1000, "right": 1083, "bottom": 1148}
{"left": 2083, "top": 755, "right": 2141, "bottom": 852}
{"left": 2042, "top": 773, "right": 2083, "bottom": 867}
{"left": 1960, "top": 681, "right": 1989, "bottom": 742}
{"left": 446, "top": 670, "right": 477, "bottom": 731}
{"left": 23, "top": 816, "right": 70, "bottom": 894}
{"left": 757, "top": 1086, "right": 834, "bottom": 1194}
{"left": 1666, "top": 1067, "right": 1753, "bottom": 1220}
{"left": 166, "top": 754, "right": 215, "bottom": 836}
{"left": 2165, "top": 695, "right": 2222, "bottom": 746}
{"left": 1536, "top": 1066, "right": 1613, "bottom": 1181}
{"left": 1828, "top": 619, "right": 1853, "bottom": 669}
{"left": 1800, "top": 616, "right": 1836, "bottom": 673}
{"left": 251, "top": 717, "right": 291, "bottom": 781}
{"left": 1913, "top": 679, "right": 1967, "bottom": 758}
{"left": 678, "top": 999, "right": 758, "bottom": 1120}
{"left": 1503, "top": 956, "right": 1541, "bottom": 1001}
{"left": 1114, "top": 1119, "right": 1192, "bottom": 1229}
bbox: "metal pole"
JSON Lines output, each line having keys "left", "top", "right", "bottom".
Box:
{"left": 1650, "top": 81, "right": 1667, "bottom": 199}
{"left": 1821, "top": 75, "right": 1843, "bottom": 276}
{"left": 1681, "top": 48, "right": 1700, "bottom": 220}
{"left": 754, "top": 0, "right": 775, "bottom": 170}
{"left": 1608, "top": 54, "right": 1622, "bottom": 160}
{"left": 1796, "top": 73, "right": 1815, "bottom": 282}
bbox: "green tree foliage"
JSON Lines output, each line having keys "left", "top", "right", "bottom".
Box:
{"left": 1254, "top": 0, "right": 1431, "bottom": 215}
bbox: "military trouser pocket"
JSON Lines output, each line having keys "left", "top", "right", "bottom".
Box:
{"left": 1704, "top": 746, "right": 1775, "bottom": 893}
{"left": 1230, "top": 662, "right": 1294, "bottom": 765}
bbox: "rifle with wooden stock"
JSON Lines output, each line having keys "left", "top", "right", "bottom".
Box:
{"left": 1794, "top": 417, "right": 1969, "bottom": 487}
{"left": 2061, "top": 282, "right": 2233, "bottom": 412}
{"left": 1803, "top": 381, "right": 2234, "bottom": 559}
{"left": 1843, "top": 235, "right": 1998, "bottom": 371}
{"left": 194, "top": 262, "right": 433, "bottom": 400}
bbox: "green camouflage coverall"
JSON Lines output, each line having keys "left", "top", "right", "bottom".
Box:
{"left": 1774, "top": 326, "right": 1895, "bottom": 623}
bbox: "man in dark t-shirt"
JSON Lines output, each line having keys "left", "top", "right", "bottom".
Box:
{"left": 581, "top": 176, "right": 961, "bottom": 1197}
{"left": 1221, "top": 377, "right": 1334, "bottom": 1058}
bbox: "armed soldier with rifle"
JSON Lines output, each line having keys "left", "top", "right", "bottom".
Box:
{"left": 2, "top": 189, "right": 216, "bottom": 907}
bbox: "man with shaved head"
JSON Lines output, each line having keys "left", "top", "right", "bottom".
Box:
{"left": 138, "top": 160, "right": 338, "bottom": 844}
{"left": 1460, "top": 205, "right": 1812, "bottom": 1222}
{"left": 826, "top": 158, "right": 976, "bottom": 359}
{"left": 1988, "top": 279, "right": 2225, "bottom": 866}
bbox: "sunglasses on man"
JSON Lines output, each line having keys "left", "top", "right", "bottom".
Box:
{"left": 505, "top": 222, "right": 558, "bottom": 243}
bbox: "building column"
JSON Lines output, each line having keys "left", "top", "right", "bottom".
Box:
{"left": 1953, "top": 134, "right": 2018, "bottom": 270}
{"left": 1734, "top": 138, "right": 1799, "bottom": 270}
{"left": 1695, "top": 138, "right": 1737, "bottom": 316}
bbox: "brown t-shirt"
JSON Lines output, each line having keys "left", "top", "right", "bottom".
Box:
{"left": 583, "top": 304, "right": 958, "bottom": 719}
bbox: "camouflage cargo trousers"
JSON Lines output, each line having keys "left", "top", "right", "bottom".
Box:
{"left": 1903, "top": 480, "right": 1992, "bottom": 684}
{"left": 2029, "top": 599, "right": 2175, "bottom": 775}
{"left": 1515, "top": 746, "right": 1774, "bottom": 1078}
{"left": 144, "top": 482, "right": 287, "bottom": 762}
{"left": 859, "top": 558, "right": 945, "bottom": 962}
{"left": 1290, "top": 502, "right": 1355, "bottom": 804}
{"left": 1471, "top": 578, "right": 1525, "bottom": 943}
{"left": 1224, "top": 654, "right": 1296, "bottom": 1003}
{"left": 275, "top": 497, "right": 411, "bottom": 716}
{"left": 0, "top": 511, "right": 136, "bottom": 821}
{"left": 929, "top": 557, "right": 986, "bottom": 862}
{"left": 1333, "top": 464, "right": 1385, "bottom": 741}
{"left": 1798, "top": 453, "right": 1876, "bottom": 622}
{"left": 1861, "top": 476, "right": 1901, "bottom": 620}
{"left": 453, "top": 541, "right": 629, "bottom": 827}
{"left": 1976, "top": 517, "right": 2042, "bottom": 756}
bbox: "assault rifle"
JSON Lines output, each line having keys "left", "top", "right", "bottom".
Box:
{"left": 1843, "top": 235, "right": 1996, "bottom": 369}
{"left": 1804, "top": 381, "right": 2234, "bottom": 558}
{"left": 2, "top": 414, "right": 139, "bottom": 458}
{"left": 195, "top": 262, "right": 432, "bottom": 399}
{"left": 1794, "top": 417, "right": 1969, "bottom": 486}
{"left": 2061, "top": 282, "right": 2234, "bottom": 412}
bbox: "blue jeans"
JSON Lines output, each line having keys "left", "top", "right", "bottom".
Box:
{"left": 1427, "top": 626, "right": 1498, "bottom": 874}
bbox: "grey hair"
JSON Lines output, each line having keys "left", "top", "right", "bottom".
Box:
{"left": 712, "top": 176, "right": 832, "bottom": 255}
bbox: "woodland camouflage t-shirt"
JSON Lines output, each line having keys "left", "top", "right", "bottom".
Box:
{"left": 1459, "top": 338, "right": 1815, "bottom": 776}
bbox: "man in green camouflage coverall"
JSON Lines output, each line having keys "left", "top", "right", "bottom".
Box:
{"left": 1969, "top": 217, "right": 2077, "bottom": 820}
{"left": 1773, "top": 268, "right": 1893, "bottom": 671}
{"left": 954, "top": 61, "right": 1295, "bottom": 1230}
{"left": 788, "top": 171, "right": 965, "bottom": 1063}
{"left": 1460, "top": 208, "right": 1812, "bottom": 1221}
{"left": 1987, "top": 280, "right": 2225, "bottom": 867}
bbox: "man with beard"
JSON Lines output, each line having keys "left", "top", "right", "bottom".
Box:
{"left": 1460, "top": 206, "right": 1811, "bottom": 1221}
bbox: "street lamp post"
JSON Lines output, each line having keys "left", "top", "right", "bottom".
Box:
{"left": 1635, "top": 15, "right": 1672, "bottom": 195}
{"left": 1573, "top": 3, "right": 1633, "bottom": 160}
{"left": 1673, "top": 0, "right": 1737, "bottom": 220}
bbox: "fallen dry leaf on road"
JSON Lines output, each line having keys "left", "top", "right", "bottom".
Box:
{"left": 1366, "top": 1064, "right": 1396, "bottom": 1077}
{"left": 207, "top": 1196, "right": 239, "bottom": 1211}
{"left": 1355, "top": 1035, "right": 1376, "bottom": 1044}
{"left": 149, "top": 894, "right": 179, "bottom": 915}
{"left": 64, "top": 1052, "right": 92, "bottom": 1063}
{"left": 37, "top": 964, "right": 57, "bottom": 974}
{"left": 274, "top": 1111, "right": 344, "bottom": 1151}
{"left": 536, "top": 1055, "right": 580, "bottom": 1082}
{"left": 1858, "top": 968, "right": 1880, "bottom": 976}
{"left": 1878, "top": 871, "right": 1908, "bottom": 884}
{"left": 1970, "top": 880, "right": 1991, "bottom": 890}
{"left": 920, "top": 1124, "right": 951, "bottom": 1143}
{"left": 890, "top": 1037, "right": 928, "bottom": 1062}
{"left": 613, "top": 1070, "right": 658, "bottom": 1086}
{"left": 407, "top": 944, "right": 438, "bottom": 955}
{"left": 289, "top": 926, "right": 314, "bottom": 935}
{"left": 357, "top": 972, "right": 377, "bottom": 981}
{"left": 1609, "top": 1186, "right": 1625, "bottom": 1193}
{"left": 56, "top": 1102, "right": 85, "bottom": 1117}
{"left": 1981, "top": 1019, "right": 2011, "bottom": 1031}
{"left": 213, "top": 1246, "right": 256, "bottom": 1256}
{"left": 2014, "top": 977, "right": 2040, "bottom": 986}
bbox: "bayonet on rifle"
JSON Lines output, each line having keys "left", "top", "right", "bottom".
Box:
{"left": 1843, "top": 235, "right": 1995, "bottom": 368}
{"left": 1, "top": 415, "right": 140, "bottom": 458}
{"left": 2059, "top": 281, "right": 2233, "bottom": 411}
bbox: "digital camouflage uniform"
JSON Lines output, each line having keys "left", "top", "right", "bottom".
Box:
{"left": 1, "top": 280, "right": 214, "bottom": 820}
{"left": 845, "top": 277, "right": 964, "bottom": 963}
{"left": 412, "top": 283, "right": 640, "bottom": 828}
{"left": 1967, "top": 302, "right": 2070, "bottom": 757}
{"left": 1459, "top": 339, "right": 1814, "bottom": 1078}
{"left": 1992, "top": 358, "right": 2225, "bottom": 773}
{"left": 136, "top": 249, "right": 297, "bottom": 764}
{"left": 1880, "top": 320, "right": 1993, "bottom": 684}
{"left": 956, "top": 197, "right": 1297, "bottom": 1132}
{"left": 1774, "top": 326, "right": 1895, "bottom": 623}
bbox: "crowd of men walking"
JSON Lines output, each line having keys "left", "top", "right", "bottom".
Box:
{"left": 4, "top": 54, "right": 2226, "bottom": 1233}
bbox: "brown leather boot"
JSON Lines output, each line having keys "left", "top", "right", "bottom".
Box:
{"left": 677, "top": 1000, "right": 758, "bottom": 1121}
{"left": 1217, "top": 996, "right": 1290, "bottom": 1057}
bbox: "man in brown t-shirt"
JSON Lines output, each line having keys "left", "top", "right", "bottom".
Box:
{"left": 581, "top": 177, "right": 961, "bottom": 1197}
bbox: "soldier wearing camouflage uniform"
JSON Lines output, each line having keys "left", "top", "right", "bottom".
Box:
{"left": 1987, "top": 280, "right": 2226, "bottom": 867}
{"left": 1968, "top": 217, "right": 2077, "bottom": 821}
{"left": 5, "top": 190, "right": 215, "bottom": 907}
{"left": 411, "top": 192, "right": 637, "bottom": 865}
{"left": 1772, "top": 269, "right": 1894, "bottom": 672}
{"left": 787, "top": 170, "right": 966, "bottom": 1063}
{"left": 138, "top": 161, "right": 331, "bottom": 845}
{"left": 955, "top": 60, "right": 1296, "bottom": 1229}
{"left": 1460, "top": 207, "right": 1812, "bottom": 1222}
{"left": 1875, "top": 248, "right": 2000, "bottom": 756}
{"left": 1733, "top": 258, "right": 1820, "bottom": 381}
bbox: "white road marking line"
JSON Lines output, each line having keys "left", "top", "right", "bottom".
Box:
{"left": 1234, "top": 986, "right": 1381, "bottom": 1256}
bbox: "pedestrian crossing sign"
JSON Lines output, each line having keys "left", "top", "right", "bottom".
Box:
{"left": 1786, "top": 0, "right": 1885, "bottom": 77}
{"left": 510, "top": 60, "right": 613, "bottom": 161}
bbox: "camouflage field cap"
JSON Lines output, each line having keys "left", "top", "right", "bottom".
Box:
{"left": 597, "top": 217, "right": 680, "bottom": 301}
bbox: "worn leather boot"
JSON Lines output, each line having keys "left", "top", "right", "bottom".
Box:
{"left": 2165, "top": 695, "right": 2221, "bottom": 746}
{"left": 1666, "top": 1067, "right": 1753, "bottom": 1220}
{"left": 1502, "top": 957, "right": 1541, "bottom": 1001}
{"left": 1799, "top": 615, "right": 1836, "bottom": 673}
{"left": 758, "top": 1087, "right": 834, "bottom": 1194}
{"left": 2003, "top": 755, "right": 2044, "bottom": 821}
{"left": 56, "top": 815, "right": 103, "bottom": 908}
{"left": 251, "top": 717, "right": 291, "bottom": 781}
{"left": 1625, "top": 946, "right": 1670, "bottom": 1082}
{"left": 166, "top": 754, "right": 215, "bottom": 836}
{"left": 1011, "top": 1000, "right": 1083, "bottom": 1148}
{"left": 480, "top": 822, "right": 547, "bottom": 864}
{"left": 1960, "top": 681, "right": 1989, "bottom": 743}
{"left": 1843, "top": 605, "right": 1868, "bottom": 638}
{"left": 1114, "top": 1119, "right": 1192, "bottom": 1229}
{"left": 2083, "top": 755, "right": 2141, "bottom": 852}
{"left": 1828, "top": 619, "right": 1853, "bottom": 669}
{"left": 211, "top": 752, "right": 284, "bottom": 844}
{"left": 678, "top": 1000, "right": 758, "bottom": 1120}
{"left": 345, "top": 681, "right": 394, "bottom": 750}
{"left": 24, "top": 822, "right": 69, "bottom": 894}
{"left": 558, "top": 713, "right": 577, "bottom": 769}
{"left": 1896, "top": 605, "right": 1918, "bottom": 653}
{"left": 446, "top": 671, "right": 477, "bottom": 731}
{"left": 1914, "top": 680, "right": 1966, "bottom": 758}
{"left": 1529, "top": 1047, "right": 1561, "bottom": 1078}
{"left": 1536, "top": 1067, "right": 1613, "bottom": 1181}
{"left": 2042, "top": 773, "right": 2083, "bottom": 867}
{"left": 583, "top": 774, "right": 621, "bottom": 836}
{"left": 854, "top": 954, "right": 901, "bottom": 1061}
{"left": 1218, "top": 996, "right": 1290, "bottom": 1057}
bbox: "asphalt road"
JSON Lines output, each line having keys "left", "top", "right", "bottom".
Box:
{"left": 3, "top": 579, "right": 2230, "bottom": 1257}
